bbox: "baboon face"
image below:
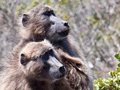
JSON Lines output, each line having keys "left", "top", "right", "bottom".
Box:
{"left": 22, "top": 5, "right": 70, "bottom": 42}
{"left": 20, "top": 40, "right": 66, "bottom": 81}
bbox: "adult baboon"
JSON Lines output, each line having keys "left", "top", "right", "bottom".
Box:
{"left": 0, "top": 40, "right": 72, "bottom": 90}
{"left": 13, "top": 4, "right": 92, "bottom": 90}
{"left": 14, "top": 4, "right": 78, "bottom": 58}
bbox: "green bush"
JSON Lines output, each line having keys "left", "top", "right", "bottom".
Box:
{"left": 94, "top": 52, "right": 120, "bottom": 90}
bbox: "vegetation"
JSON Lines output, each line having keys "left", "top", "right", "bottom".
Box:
{"left": 1, "top": 1, "right": 120, "bottom": 89}
{"left": 94, "top": 53, "right": 120, "bottom": 90}
{"left": 16, "top": 0, "right": 79, "bottom": 20}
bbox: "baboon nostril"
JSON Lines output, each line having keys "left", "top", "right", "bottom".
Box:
{"left": 59, "top": 66, "right": 66, "bottom": 74}
{"left": 64, "top": 22, "right": 69, "bottom": 27}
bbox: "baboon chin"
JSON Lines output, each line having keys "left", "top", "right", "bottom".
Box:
{"left": 0, "top": 40, "right": 72, "bottom": 90}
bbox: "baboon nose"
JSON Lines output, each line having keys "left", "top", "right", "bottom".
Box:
{"left": 63, "top": 21, "right": 69, "bottom": 28}
{"left": 59, "top": 66, "right": 66, "bottom": 74}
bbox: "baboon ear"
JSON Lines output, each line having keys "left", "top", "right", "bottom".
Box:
{"left": 22, "top": 13, "right": 30, "bottom": 27}
{"left": 20, "top": 53, "right": 27, "bottom": 66}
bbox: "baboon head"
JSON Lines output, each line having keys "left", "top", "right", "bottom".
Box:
{"left": 19, "top": 40, "right": 66, "bottom": 81}
{"left": 21, "top": 4, "right": 70, "bottom": 42}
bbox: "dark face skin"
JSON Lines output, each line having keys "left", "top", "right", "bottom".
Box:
{"left": 22, "top": 5, "right": 70, "bottom": 43}
{"left": 20, "top": 43, "right": 66, "bottom": 82}
{"left": 43, "top": 10, "right": 70, "bottom": 42}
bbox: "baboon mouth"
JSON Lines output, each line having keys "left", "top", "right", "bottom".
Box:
{"left": 58, "top": 29, "right": 69, "bottom": 37}
{"left": 56, "top": 72, "right": 66, "bottom": 79}
{"left": 57, "top": 74, "right": 66, "bottom": 79}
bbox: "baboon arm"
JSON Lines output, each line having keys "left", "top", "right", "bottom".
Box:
{"left": 57, "top": 38, "right": 79, "bottom": 58}
{"left": 57, "top": 49, "right": 83, "bottom": 65}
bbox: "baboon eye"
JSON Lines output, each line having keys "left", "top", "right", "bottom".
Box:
{"left": 42, "top": 52, "right": 49, "bottom": 60}
{"left": 41, "top": 49, "right": 54, "bottom": 60}
{"left": 48, "top": 49, "right": 54, "bottom": 56}
{"left": 51, "top": 12, "right": 56, "bottom": 16}
{"left": 43, "top": 11, "right": 55, "bottom": 17}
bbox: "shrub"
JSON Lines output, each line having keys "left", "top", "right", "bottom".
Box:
{"left": 94, "top": 52, "right": 120, "bottom": 90}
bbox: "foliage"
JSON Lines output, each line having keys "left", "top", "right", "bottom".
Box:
{"left": 115, "top": 52, "right": 120, "bottom": 62}
{"left": 16, "top": 0, "right": 79, "bottom": 20}
{"left": 87, "top": 13, "right": 101, "bottom": 26}
{"left": 94, "top": 53, "right": 120, "bottom": 90}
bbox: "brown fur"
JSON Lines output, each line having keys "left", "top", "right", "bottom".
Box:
{"left": 13, "top": 4, "right": 92, "bottom": 90}
{"left": 57, "top": 49, "right": 90, "bottom": 90}
{"left": 0, "top": 40, "right": 72, "bottom": 90}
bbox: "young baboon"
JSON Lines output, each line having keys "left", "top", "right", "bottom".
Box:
{"left": 13, "top": 4, "right": 93, "bottom": 90}
{"left": 0, "top": 40, "right": 72, "bottom": 90}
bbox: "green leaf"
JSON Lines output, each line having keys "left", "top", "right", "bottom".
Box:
{"left": 117, "top": 63, "right": 120, "bottom": 67}
{"left": 117, "top": 67, "right": 120, "bottom": 72}
{"left": 115, "top": 53, "right": 120, "bottom": 61}
{"left": 109, "top": 71, "right": 117, "bottom": 77}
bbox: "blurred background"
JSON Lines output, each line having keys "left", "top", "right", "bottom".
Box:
{"left": 0, "top": 0, "right": 120, "bottom": 80}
